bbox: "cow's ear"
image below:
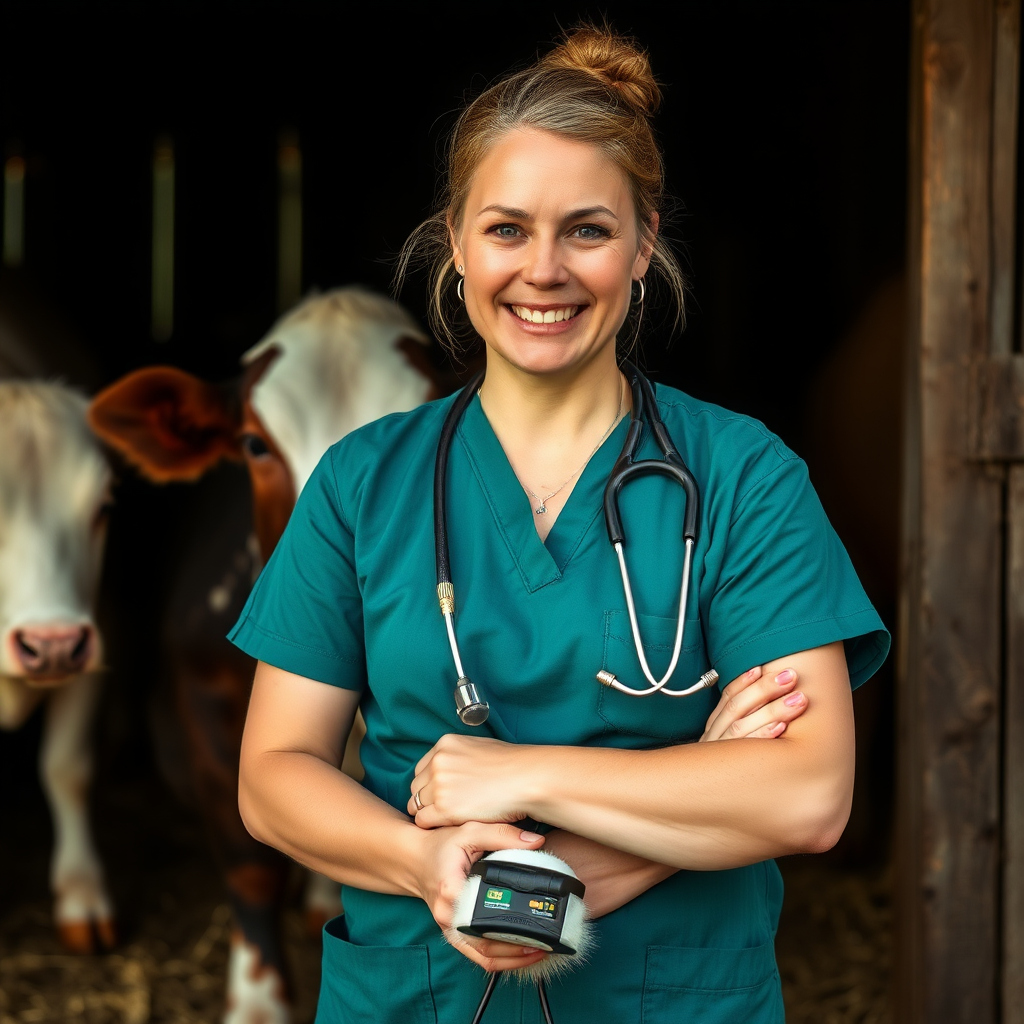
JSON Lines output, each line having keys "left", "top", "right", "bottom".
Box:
{"left": 88, "top": 367, "right": 241, "bottom": 482}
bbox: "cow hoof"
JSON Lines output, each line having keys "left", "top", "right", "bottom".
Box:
{"left": 58, "top": 916, "right": 117, "bottom": 954}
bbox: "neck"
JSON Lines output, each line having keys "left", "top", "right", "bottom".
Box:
{"left": 477, "top": 350, "right": 628, "bottom": 454}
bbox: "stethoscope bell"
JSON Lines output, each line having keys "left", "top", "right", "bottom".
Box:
{"left": 454, "top": 678, "right": 489, "bottom": 726}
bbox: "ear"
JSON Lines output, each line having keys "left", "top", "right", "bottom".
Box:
{"left": 447, "top": 217, "right": 464, "bottom": 273}
{"left": 634, "top": 211, "right": 660, "bottom": 278}
{"left": 88, "top": 366, "right": 241, "bottom": 482}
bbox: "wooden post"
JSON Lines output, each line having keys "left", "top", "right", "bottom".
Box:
{"left": 995, "top": 0, "right": 1024, "bottom": 1019}
{"left": 899, "top": 0, "right": 1005, "bottom": 1020}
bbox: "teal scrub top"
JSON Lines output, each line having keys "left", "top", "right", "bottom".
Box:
{"left": 229, "top": 383, "right": 889, "bottom": 1024}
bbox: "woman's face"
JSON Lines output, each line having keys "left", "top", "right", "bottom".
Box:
{"left": 451, "top": 127, "right": 654, "bottom": 379}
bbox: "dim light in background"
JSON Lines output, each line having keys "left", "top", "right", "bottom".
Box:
{"left": 152, "top": 137, "right": 175, "bottom": 342}
{"left": 278, "top": 132, "right": 302, "bottom": 312}
{"left": 3, "top": 154, "right": 25, "bottom": 268}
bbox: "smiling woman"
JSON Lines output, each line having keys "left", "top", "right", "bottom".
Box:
{"left": 232, "top": 23, "right": 888, "bottom": 1024}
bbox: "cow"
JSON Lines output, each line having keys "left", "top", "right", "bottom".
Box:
{"left": 88, "top": 287, "right": 439, "bottom": 1024}
{"left": 0, "top": 380, "right": 116, "bottom": 953}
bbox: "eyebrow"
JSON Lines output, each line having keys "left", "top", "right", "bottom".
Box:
{"left": 476, "top": 204, "right": 619, "bottom": 222}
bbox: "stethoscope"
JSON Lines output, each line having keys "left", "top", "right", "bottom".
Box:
{"left": 434, "top": 361, "right": 719, "bottom": 727}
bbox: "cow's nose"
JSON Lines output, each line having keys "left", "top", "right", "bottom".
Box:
{"left": 12, "top": 625, "right": 94, "bottom": 679}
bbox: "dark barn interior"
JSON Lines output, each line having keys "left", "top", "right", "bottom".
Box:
{"left": 0, "top": 4, "right": 909, "bottom": 1021}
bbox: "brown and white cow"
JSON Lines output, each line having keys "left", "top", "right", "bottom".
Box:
{"left": 0, "top": 381, "right": 116, "bottom": 953}
{"left": 89, "top": 287, "right": 439, "bottom": 1024}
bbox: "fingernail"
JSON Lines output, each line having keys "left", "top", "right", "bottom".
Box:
{"left": 770, "top": 722, "right": 786, "bottom": 737}
{"left": 776, "top": 670, "right": 795, "bottom": 685}
{"left": 747, "top": 667, "right": 761, "bottom": 679}
{"left": 520, "top": 831, "right": 543, "bottom": 842}
{"left": 784, "top": 691, "right": 805, "bottom": 706}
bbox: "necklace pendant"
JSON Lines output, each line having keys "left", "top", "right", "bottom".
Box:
{"left": 535, "top": 504, "right": 547, "bottom": 515}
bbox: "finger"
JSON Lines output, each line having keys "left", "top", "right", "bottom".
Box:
{"left": 704, "top": 666, "right": 762, "bottom": 722}
{"left": 407, "top": 784, "right": 431, "bottom": 818}
{"left": 746, "top": 721, "right": 788, "bottom": 739}
{"left": 703, "top": 667, "right": 798, "bottom": 741}
{"left": 447, "top": 931, "right": 548, "bottom": 973}
{"left": 717, "top": 691, "right": 808, "bottom": 741}
{"left": 462, "top": 821, "right": 546, "bottom": 853}
{"left": 414, "top": 744, "right": 440, "bottom": 778}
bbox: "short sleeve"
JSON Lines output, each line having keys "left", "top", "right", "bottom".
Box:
{"left": 705, "top": 456, "right": 889, "bottom": 690}
{"left": 228, "top": 446, "right": 366, "bottom": 690}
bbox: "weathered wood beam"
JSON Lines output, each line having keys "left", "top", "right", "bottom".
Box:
{"left": 1007, "top": 465, "right": 1024, "bottom": 1023}
{"left": 899, "top": 0, "right": 1004, "bottom": 1021}
{"left": 970, "top": 353, "right": 1024, "bottom": 459}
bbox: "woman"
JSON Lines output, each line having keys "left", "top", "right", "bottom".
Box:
{"left": 232, "top": 27, "right": 889, "bottom": 1023}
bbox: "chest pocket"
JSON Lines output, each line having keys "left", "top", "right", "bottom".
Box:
{"left": 597, "top": 610, "right": 718, "bottom": 743}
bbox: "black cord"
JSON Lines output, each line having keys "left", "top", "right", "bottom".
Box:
{"left": 537, "top": 978, "right": 555, "bottom": 1024}
{"left": 470, "top": 971, "right": 500, "bottom": 1024}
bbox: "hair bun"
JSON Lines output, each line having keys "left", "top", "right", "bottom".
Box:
{"left": 541, "top": 26, "right": 661, "bottom": 115}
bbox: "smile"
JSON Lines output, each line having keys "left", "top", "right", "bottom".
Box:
{"left": 509, "top": 305, "right": 580, "bottom": 324}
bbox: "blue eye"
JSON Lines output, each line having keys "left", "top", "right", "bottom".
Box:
{"left": 574, "top": 225, "right": 608, "bottom": 240}
{"left": 493, "top": 224, "right": 520, "bottom": 238}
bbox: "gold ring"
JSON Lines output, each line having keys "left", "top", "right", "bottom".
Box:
{"left": 413, "top": 789, "right": 424, "bottom": 811}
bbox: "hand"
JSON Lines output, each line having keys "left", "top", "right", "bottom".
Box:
{"left": 542, "top": 830, "right": 676, "bottom": 919}
{"left": 408, "top": 734, "right": 530, "bottom": 828}
{"left": 414, "top": 819, "right": 549, "bottom": 972}
{"left": 700, "top": 665, "right": 807, "bottom": 742}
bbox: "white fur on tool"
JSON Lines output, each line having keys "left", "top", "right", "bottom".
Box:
{"left": 452, "top": 849, "right": 594, "bottom": 982}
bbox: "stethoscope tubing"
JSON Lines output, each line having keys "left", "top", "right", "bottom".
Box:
{"left": 433, "top": 362, "right": 717, "bottom": 726}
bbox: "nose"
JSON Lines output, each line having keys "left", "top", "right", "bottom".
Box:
{"left": 11, "top": 624, "right": 95, "bottom": 680}
{"left": 522, "top": 237, "right": 570, "bottom": 288}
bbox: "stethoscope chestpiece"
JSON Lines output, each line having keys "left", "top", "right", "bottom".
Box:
{"left": 454, "top": 677, "right": 489, "bottom": 726}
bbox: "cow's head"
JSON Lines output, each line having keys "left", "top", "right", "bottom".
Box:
{"left": 88, "top": 287, "right": 433, "bottom": 561}
{"left": 0, "top": 383, "right": 111, "bottom": 684}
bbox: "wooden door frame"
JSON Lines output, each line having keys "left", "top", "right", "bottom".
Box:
{"left": 899, "top": 0, "right": 1021, "bottom": 1019}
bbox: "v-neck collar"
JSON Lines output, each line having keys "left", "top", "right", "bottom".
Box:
{"left": 457, "top": 394, "right": 633, "bottom": 593}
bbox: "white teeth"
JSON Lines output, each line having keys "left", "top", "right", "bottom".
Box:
{"left": 511, "top": 305, "right": 579, "bottom": 324}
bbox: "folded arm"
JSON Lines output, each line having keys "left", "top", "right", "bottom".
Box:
{"left": 409, "top": 642, "right": 855, "bottom": 871}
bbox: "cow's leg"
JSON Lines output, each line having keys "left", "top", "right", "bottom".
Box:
{"left": 177, "top": 656, "right": 291, "bottom": 1024}
{"left": 38, "top": 672, "right": 116, "bottom": 952}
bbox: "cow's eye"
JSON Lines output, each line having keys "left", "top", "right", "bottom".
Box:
{"left": 241, "top": 434, "right": 270, "bottom": 458}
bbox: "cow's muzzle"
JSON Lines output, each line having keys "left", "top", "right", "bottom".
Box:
{"left": 10, "top": 624, "right": 96, "bottom": 682}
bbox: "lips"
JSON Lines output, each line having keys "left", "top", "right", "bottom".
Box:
{"left": 509, "top": 304, "right": 581, "bottom": 324}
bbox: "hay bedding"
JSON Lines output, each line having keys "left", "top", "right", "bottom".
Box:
{"left": 776, "top": 860, "right": 892, "bottom": 1024}
{"left": 0, "top": 848, "right": 890, "bottom": 1023}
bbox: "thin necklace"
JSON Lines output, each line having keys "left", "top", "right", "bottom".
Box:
{"left": 516, "top": 375, "right": 624, "bottom": 516}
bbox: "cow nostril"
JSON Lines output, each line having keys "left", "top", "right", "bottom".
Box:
{"left": 16, "top": 634, "right": 39, "bottom": 658}
{"left": 71, "top": 631, "right": 90, "bottom": 661}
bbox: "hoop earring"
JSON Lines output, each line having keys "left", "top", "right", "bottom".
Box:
{"left": 456, "top": 276, "right": 465, "bottom": 303}
{"left": 632, "top": 278, "right": 646, "bottom": 306}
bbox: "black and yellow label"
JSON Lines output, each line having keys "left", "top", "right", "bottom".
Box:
{"left": 528, "top": 899, "right": 557, "bottom": 918}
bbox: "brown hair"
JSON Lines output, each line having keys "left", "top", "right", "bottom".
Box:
{"left": 395, "top": 25, "right": 686, "bottom": 354}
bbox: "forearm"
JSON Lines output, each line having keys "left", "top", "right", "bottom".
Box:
{"left": 522, "top": 734, "right": 850, "bottom": 870}
{"left": 240, "top": 748, "right": 424, "bottom": 897}
{"left": 542, "top": 829, "right": 677, "bottom": 917}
